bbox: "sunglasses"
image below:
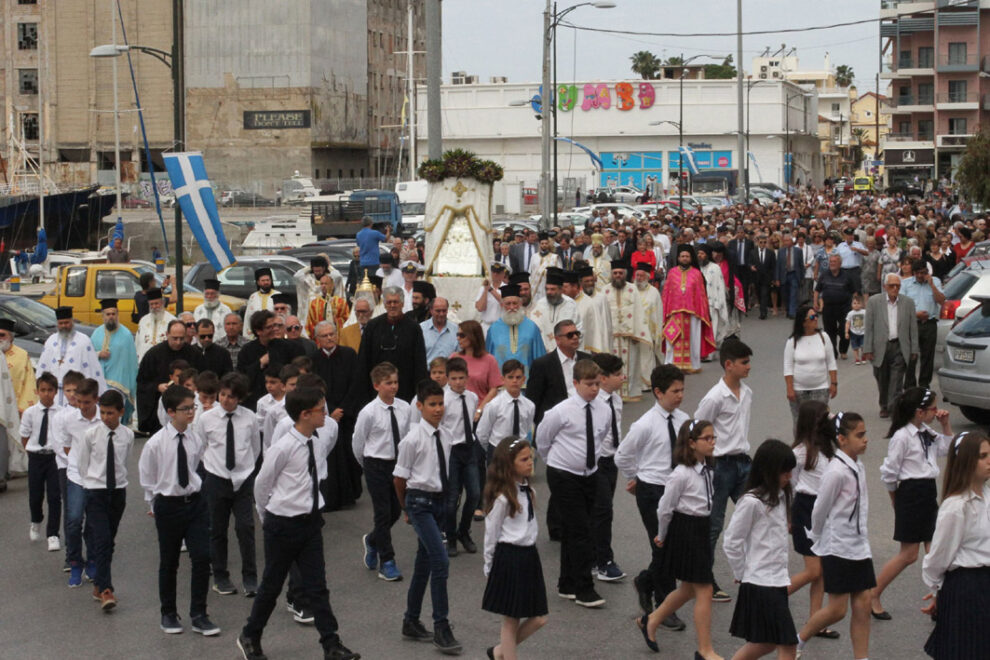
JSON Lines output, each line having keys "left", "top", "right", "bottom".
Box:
{"left": 456, "top": 332, "right": 466, "bottom": 338}
{"left": 806, "top": 314, "right": 818, "bottom": 321}
{"left": 184, "top": 322, "right": 196, "bottom": 328}
{"left": 198, "top": 334, "right": 213, "bottom": 340}
{"left": 287, "top": 325, "right": 302, "bottom": 331}
{"left": 557, "top": 330, "right": 582, "bottom": 339}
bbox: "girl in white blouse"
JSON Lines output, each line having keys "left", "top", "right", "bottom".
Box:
{"left": 639, "top": 419, "right": 719, "bottom": 660}
{"left": 921, "top": 432, "right": 990, "bottom": 660}
{"left": 481, "top": 437, "right": 547, "bottom": 660}
{"left": 723, "top": 439, "right": 798, "bottom": 660}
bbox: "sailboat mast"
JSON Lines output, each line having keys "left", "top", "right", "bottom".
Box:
{"left": 111, "top": 0, "right": 123, "bottom": 231}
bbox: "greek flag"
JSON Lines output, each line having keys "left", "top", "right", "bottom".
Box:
{"left": 163, "top": 152, "right": 236, "bottom": 271}
{"left": 679, "top": 145, "right": 700, "bottom": 176}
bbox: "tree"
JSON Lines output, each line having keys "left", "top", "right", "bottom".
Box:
{"left": 955, "top": 127, "right": 990, "bottom": 208}
{"left": 703, "top": 55, "right": 737, "bottom": 80}
{"left": 835, "top": 64, "right": 854, "bottom": 88}
{"left": 630, "top": 51, "right": 661, "bottom": 80}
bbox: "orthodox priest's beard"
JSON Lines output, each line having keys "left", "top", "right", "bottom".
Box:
{"left": 635, "top": 280, "right": 650, "bottom": 291}
{"left": 0, "top": 338, "right": 11, "bottom": 353}
{"left": 58, "top": 328, "right": 73, "bottom": 339}
{"left": 502, "top": 309, "right": 524, "bottom": 326}
{"left": 546, "top": 292, "right": 562, "bottom": 306}
{"left": 204, "top": 299, "right": 220, "bottom": 310}
{"left": 104, "top": 319, "right": 119, "bottom": 331}
{"left": 150, "top": 308, "right": 165, "bottom": 320}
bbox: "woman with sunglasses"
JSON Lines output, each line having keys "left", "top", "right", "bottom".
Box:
{"left": 783, "top": 303, "right": 838, "bottom": 425}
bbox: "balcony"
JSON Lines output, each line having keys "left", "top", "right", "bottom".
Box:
{"left": 891, "top": 94, "right": 935, "bottom": 111}
{"left": 936, "top": 92, "right": 980, "bottom": 109}
{"left": 880, "top": 56, "right": 936, "bottom": 79}
{"left": 937, "top": 54, "right": 979, "bottom": 73}
{"left": 937, "top": 134, "right": 973, "bottom": 149}
{"left": 936, "top": 0, "right": 977, "bottom": 7}
{"left": 884, "top": 132, "right": 935, "bottom": 149}
{"left": 880, "top": 1, "right": 935, "bottom": 19}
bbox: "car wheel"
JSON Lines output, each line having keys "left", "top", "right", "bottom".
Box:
{"left": 959, "top": 406, "right": 990, "bottom": 425}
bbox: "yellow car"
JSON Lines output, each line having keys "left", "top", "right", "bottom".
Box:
{"left": 853, "top": 177, "right": 873, "bottom": 192}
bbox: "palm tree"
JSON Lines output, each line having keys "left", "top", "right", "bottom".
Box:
{"left": 835, "top": 64, "right": 854, "bottom": 88}
{"left": 630, "top": 51, "right": 661, "bottom": 80}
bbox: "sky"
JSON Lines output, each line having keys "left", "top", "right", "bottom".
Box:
{"left": 442, "top": 0, "right": 882, "bottom": 93}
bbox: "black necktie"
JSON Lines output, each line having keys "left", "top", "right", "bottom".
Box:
{"left": 435, "top": 431, "right": 448, "bottom": 491}
{"left": 106, "top": 431, "right": 116, "bottom": 491}
{"left": 519, "top": 483, "right": 535, "bottom": 521}
{"left": 701, "top": 464, "right": 713, "bottom": 511}
{"left": 511, "top": 399, "right": 520, "bottom": 437}
{"left": 845, "top": 462, "right": 862, "bottom": 535}
{"left": 585, "top": 403, "right": 595, "bottom": 470}
{"left": 667, "top": 414, "right": 677, "bottom": 465}
{"left": 388, "top": 406, "right": 401, "bottom": 457}
{"left": 608, "top": 397, "right": 619, "bottom": 447}
{"left": 306, "top": 437, "right": 319, "bottom": 515}
{"left": 39, "top": 407, "right": 49, "bottom": 447}
{"left": 176, "top": 432, "right": 189, "bottom": 488}
{"left": 225, "top": 412, "right": 236, "bottom": 471}
{"left": 460, "top": 395, "right": 473, "bottom": 445}
{"left": 919, "top": 428, "right": 936, "bottom": 460}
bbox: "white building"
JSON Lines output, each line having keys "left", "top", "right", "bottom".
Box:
{"left": 416, "top": 79, "right": 821, "bottom": 214}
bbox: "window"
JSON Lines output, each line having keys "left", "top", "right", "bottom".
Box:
{"left": 831, "top": 102, "right": 840, "bottom": 112}
{"left": 95, "top": 270, "right": 141, "bottom": 299}
{"left": 898, "top": 120, "right": 911, "bottom": 134}
{"left": 21, "top": 113, "right": 38, "bottom": 140}
{"left": 218, "top": 266, "right": 252, "bottom": 287}
{"left": 18, "top": 69, "right": 38, "bottom": 95}
{"left": 947, "top": 80, "right": 967, "bottom": 102}
{"left": 918, "top": 83, "right": 934, "bottom": 104}
{"left": 64, "top": 267, "right": 87, "bottom": 297}
{"left": 917, "top": 47, "right": 933, "bottom": 68}
{"left": 948, "top": 118, "right": 967, "bottom": 135}
{"left": 917, "top": 119, "right": 933, "bottom": 140}
{"left": 18, "top": 0, "right": 38, "bottom": 4}
{"left": 17, "top": 23, "right": 37, "bottom": 50}
{"left": 898, "top": 50, "right": 911, "bottom": 68}
{"left": 947, "top": 43, "right": 968, "bottom": 65}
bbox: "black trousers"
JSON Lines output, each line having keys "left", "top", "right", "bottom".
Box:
{"left": 153, "top": 494, "right": 211, "bottom": 617}
{"left": 363, "top": 457, "right": 401, "bottom": 563}
{"left": 591, "top": 456, "right": 618, "bottom": 567}
{"left": 822, "top": 300, "right": 851, "bottom": 356}
{"left": 757, "top": 277, "right": 772, "bottom": 318}
{"left": 85, "top": 488, "right": 126, "bottom": 593}
{"left": 203, "top": 472, "right": 257, "bottom": 581}
{"left": 635, "top": 481, "right": 676, "bottom": 605}
{"left": 27, "top": 452, "right": 60, "bottom": 537}
{"left": 842, "top": 267, "right": 862, "bottom": 294}
{"left": 874, "top": 339, "right": 907, "bottom": 413}
{"left": 243, "top": 513, "right": 340, "bottom": 649}
{"left": 546, "top": 466, "right": 596, "bottom": 595}
{"left": 905, "top": 319, "right": 937, "bottom": 389}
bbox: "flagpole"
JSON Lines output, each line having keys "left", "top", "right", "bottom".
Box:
{"left": 172, "top": 0, "right": 185, "bottom": 313}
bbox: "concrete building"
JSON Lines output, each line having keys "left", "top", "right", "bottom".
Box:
{"left": 415, "top": 79, "right": 821, "bottom": 214}
{"left": 879, "top": 0, "right": 990, "bottom": 186}
{"left": 850, "top": 91, "right": 891, "bottom": 178}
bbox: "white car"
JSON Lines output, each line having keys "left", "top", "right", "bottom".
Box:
{"left": 937, "top": 261, "right": 990, "bottom": 353}
{"left": 610, "top": 185, "right": 644, "bottom": 204}
{"left": 572, "top": 203, "right": 644, "bottom": 221}
{"left": 529, "top": 212, "right": 591, "bottom": 228}
{"left": 938, "top": 296, "right": 990, "bottom": 424}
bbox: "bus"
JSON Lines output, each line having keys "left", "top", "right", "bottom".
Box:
{"left": 306, "top": 189, "right": 402, "bottom": 238}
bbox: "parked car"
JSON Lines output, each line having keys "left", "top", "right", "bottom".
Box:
{"left": 222, "top": 191, "right": 275, "bottom": 207}
{"left": 493, "top": 219, "right": 539, "bottom": 236}
{"left": 186, "top": 259, "right": 300, "bottom": 311}
{"left": 572, "top": 203, "right": 644, "bottom": 221}
{"left": 280, "top": 240, "right": 391, "bottom": 275}
{"left": 528, "top": 212, "right": 591, "bottom": 230}
{"left": 0, "top": 294, "right": 97, "bottom": 368}
{"left": 938, "top": 296, "right": 990, "bottom": 424}
{"left": 884, "top": 182, "right": 924, "bottom": 199}
{"left": 937, "top": 260, "right": 990, "bottom": 352}
{"left": 120, "top": 195, "right": 152, "bottom": 209}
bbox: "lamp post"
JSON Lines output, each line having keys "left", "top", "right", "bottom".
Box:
{"left": 649, "top": 119, "right": 681, "bottom": 210}
{"left": 744, "top": 79, "right": 769, "bottom": 200}
{"left": 89, "top": 0, "right": 185, "bottom": 311}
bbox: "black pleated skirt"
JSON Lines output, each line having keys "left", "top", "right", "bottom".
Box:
{"left": 790, "top": 492, "right": 817, "bottom": 557}
{"left": 894, "top": 478, "right": 938, "bottom": 543}
{"left": 659, "top": 512, "right": 713, "bottom": 584}
{"left": 821, "top": 555, "right": 876, "bottom": 595}
{"left": 729, "top": 583, "right": 798, "bottom": 645}
{"left": 925, "top": 566, "right": 990, "bottom": 659}
{"left": 482, "top": 543, "right": 548, "bottom": 618}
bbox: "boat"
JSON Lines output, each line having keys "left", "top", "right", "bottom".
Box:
{"left": 240, "top": 214, "right": 318, "bottom": 252}
{"left": 0, "top": 183, "right": 116, "bottom": 250}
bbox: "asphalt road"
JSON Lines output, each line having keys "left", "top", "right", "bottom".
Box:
{"left": 1, "top": 314, "right": 980, "bottom": 660}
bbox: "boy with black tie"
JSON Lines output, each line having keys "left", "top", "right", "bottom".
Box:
{"left": 441, "top": 357, "right": 480, "bottom": 557}
{"left": 21, "top": 372, "right": 61, "bottom": 549}
{"left": 590, "top": 353, "right": 626, "bottom": 583}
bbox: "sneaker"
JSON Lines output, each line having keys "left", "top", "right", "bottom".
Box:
{"left": 575, "top": 589, "right": 606, "bottom": 608}
{"left": 213, "top": 576, "right": 238, "bottom": 595}
{"left": 68, "top": 564, "right": 83, "bottom": 588}
{"left": 293, "top": 606, "right": 315, "bottom": 625}
{"left": 712, "top": 587, "right": 732, "bottom": 603}
{"left": 29, "top": 523, "right": 42, "bottom": 542}
{"left": 632, "top": 574, "right": 653, "bottom": 613}
{"left": 433, "top": 624, "right": 462, "bottom": 655}
{"left": 180, "top": 540, "right": 187, "bottom": 553}
{"left": 556, "top": 590, "right": 576, "bottom": 600}
{"left": 378, "top": 559, "right": 402, "bottom": 582}
{"left": 85, "top": 560, "right": 96, "bottom": 582}
{"left": 323, "top": 639, "right": 360, "bottom": 660}
{"left": 596, "top": 561, "right": 626, "bottom": 582}
{"left": 661, "top": 612, "right": 687, "bottom": 631}
{"left": 361, "top": 534, "right": 378, "bottom": 570}
{"left": 161, "top": 612, "right": 183, "bottom": 634}
{"left": 457, "top": 533, "right": 477, "bottom": 554}
{"left": 237, "top": 633, "right": 268, "bottom": 660}
{"left": 47, "top": 536, "right": 61, "bottom": 552}
{"left": 99, "top": 588, "right": 117, "bottom": 611}
{"left": 401, "top": 618, "right": 433, "bottom": 642}
{"left": 446, "top": 540, "right": 458, "bottom": 557}
{"left": 63, "top": 560, "right": 72, "bottom": 573}
{"left": 243, "top": 576, "right": 258, "bottom": 598}
{"left": 191, "top": 614, "right": 221, "bottom": 636}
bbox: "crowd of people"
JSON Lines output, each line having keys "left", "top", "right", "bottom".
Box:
{"left": 0, "top": 182, "right": 988, "bottom": 660}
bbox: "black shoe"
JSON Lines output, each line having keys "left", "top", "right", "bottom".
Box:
{"left": 243, "top": 576, "right": 258, "bottom": 598}
{"left": 401, "top": 618, "right": 432, "bottom": 642}
{"left": 323, "top": 639, "right": 360, "bottom": 660}
{"left": 633, "top": 574, "right": 653, "bottom": 614}
{"left": 191, "top": 614, "right": 220, "bottom": 636}
{"left": 457, "top": 533, "right": 477, "bottom": 554}
{"left": 661, "top": 613, "right": 686, "bottom": 631}
{"left": 575, "top": 588, "right": 606, "bottom": 608}
{"left": 160, "top": 612, "right": 183, "bottom": 634}
{"left": 486, "top": 647, "right": 495, "bottom": 660}
{"left": 237, "top": 633, "right": 267, "bottom": 660}
{"left": 871, "top": 608, "right": 892, "bottom": 621}
{"left": 711, "top": 583, "right": 732, "bottom": 603}
{"left": 433, "top": 624, "right": 462, "bottom": 655}
{"left": 446, "top": 540, "right": 458, "bottom": 557}
{"left": 292, "top": 606, "right": 315, "bottom": 625}
{"left": 212, "top": 576, "right": 237, "bottom": 595}
{"left": 637, "top": 614, "right": 658, "bottom": 653}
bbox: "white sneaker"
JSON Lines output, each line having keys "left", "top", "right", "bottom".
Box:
{"left": 47, "top": 536, "right": 61, "bottom": 552}
{"left": 30, "top": 523, "right": 42, "bottom": 542}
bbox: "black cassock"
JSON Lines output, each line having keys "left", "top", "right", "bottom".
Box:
{"left": 236, "top": 338, "right": 305, "bottom": 410}
{"left": 354, "top": 314, "right": 427, "bottom": 405}
{"left": 313, "top": 346, "right": 363, "bottom": 510}
{"left": 196, "top": 343, "right": 234, "bottom": 378}
{"left": 136, "top": 342, "right": 205, "bottom": 435}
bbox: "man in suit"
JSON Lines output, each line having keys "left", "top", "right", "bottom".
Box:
{"left": 863, "top": 273, "right": 919, "bottom": 418}
{"left": 728, "top": 229, "right": 756, "bottom": 309}
{"left": 753, "top": 233, "right": 776, "bottom": 319}
{"left": 775, "top": 231, "right": 805, "bottom": 319}
{"left": 509, "top": 229, "right": 540, "bottom": 274}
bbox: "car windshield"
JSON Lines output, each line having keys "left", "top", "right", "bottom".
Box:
{"left": 943, "top": 271, "right": 979, "bottom": 301}
{"left": 1, "top": 296, "right": 56, "bottom": 328}
{"left": 401, "top": 203, "right": 425, "bottom": 215}
{"left": 953, "top": 303, "right": 990, "bottom": 338}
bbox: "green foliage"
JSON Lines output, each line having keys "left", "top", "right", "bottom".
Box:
{"left": 417, "top": 149, "right": 504, "bottom": 184}
{"left": 630, "top": 51, "right": 662, "bottom": 80}
{"left": 835, "top": 64, "right": 855, "bottom": 88}
{"left": 955, "top": 127, "right": 990, "bottom": 208}
{"left": 704, "top": 55, "right": 737, "bottom": 80}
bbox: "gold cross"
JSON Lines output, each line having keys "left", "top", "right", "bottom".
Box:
{"left": 451, "top": 180, "right": 468, "bottom": 199}
{"left": 450, "top": 300, "right": 463, "bottom": 312}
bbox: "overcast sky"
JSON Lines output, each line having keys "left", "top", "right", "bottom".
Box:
{"left": 442, "top": 0, "right": 881, "bottom": 93}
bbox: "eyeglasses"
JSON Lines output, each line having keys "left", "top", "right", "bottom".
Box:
{"left": 184, "top": 322, "right": 196, "bottom": 328}
{"left": 174, "top": 406, "right": 196, "bottom": 413}
{"left": 456, "top": 332, "right": 466, "bottom": 338}
{"left": 556, "top": 330, "right": 582, "bottom": 339}
{"left": 287, "top": 325, "right": 302, "bottom": 331}
{"left": 198, "top": 334, "right": 213, "bottom": 340}
{"left": 806, "top": 314, "right": 817, "bottom": 321}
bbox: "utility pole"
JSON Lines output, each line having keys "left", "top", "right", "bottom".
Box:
{"left": 172, "top": 0, "right": 185, "bottom": 312}
{"left": 540, "top": 0, "right": 552, "bottom": 226}
{"left": 735, "top": 0, "right": 745, "bottom": 202}
{"left": 407, "top": 1, "right": 417, "bottom": 180}
{"left": 425, "top": 0, "right": 442, "bottom": 159}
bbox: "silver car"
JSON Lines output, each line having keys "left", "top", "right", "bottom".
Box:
{"left": 938, "top": 295, "right": 990, "bottom": 425}
{"left": 936, "top": 261, "right": 990, "bottom": 352}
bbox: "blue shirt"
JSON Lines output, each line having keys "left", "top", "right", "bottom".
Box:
{"left": 901, "top": 275, "right": 943, "bottom": 318}
{"left": 356, "top": 227, "right": 387, "bottom": 266}
{"left": 421, "top": 319, "right": 459, "bottom": 365}
{"left": 836, "top": 241, "right": 865, "bottom": 269}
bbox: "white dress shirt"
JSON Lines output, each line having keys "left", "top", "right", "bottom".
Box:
{"left": 19, "top": 401, "right": 60, "bottom": 454}
{"left": 393, "top": 418, "right": 452, "bottom": 493}
{"left": 352, "top": 396, "right": 412, "bottom": 466}
{"left": 253, "top": 426, "right": 332, "bottom": 520}
{"left": 198, "top": 405, "right": 262, "bottom": 490}
{"left": 262, "top": 399, "right": 288, "bottom": 449}
{"left": 614, "top": 404, "right": 688, "bottom": 485}
{"left": 442, "top": 385, "right": 479, "bottom": 446}
{"left": 272, "top": 414, "right": 338, "bottom": 482}
{"left": 885, "top": 296, "right": 900, "bottom": 340}
{"left": 879, "top": 422, "right": 952, "bottom": 490}
{"left": 695, "top": 378, "right": 753, "bottom": 457}
{"left": 483, "top": 483, "right": 539, "bottom": 577}
{"left": 476, "top": 390, "right": 535, "bottom": 448}
{"left": 809, "top": 449, "right": 871, "bottom": 560}
{"left": 138, "top": 422, "right": 206, "bottom": 502}
{"left": 791, "top": 443, "right": 831, "bottom": 496}
{"left": 52, "top": 407, "right": 102, "bottom": 482}
{"left": 723, "top": 493, "right": 790, "bottom": 587}
{"left": 597, "top": 389, "right": 623, "bottom": 458}
{"left": 76, "top": 422, "right": 134, "bottom": 490}
{"left": 656, "top": 462, "right": 714, "bottom": 542}
{"left": 534, "top": 393, "right": 611, "bottom": 477}
{"left": 558, "top": 350, "right": 577, "bottom": 397}
{"left": 922, "top": 485, "right": 990, "bottom": 591}
{"left": 255, "top": 393, "right": 280, "bottom": 435}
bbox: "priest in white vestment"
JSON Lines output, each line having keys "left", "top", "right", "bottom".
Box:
{"left": 573, "top": 266, "right": 612, "bottom": 353}
{"left": 632, "top": 264, "right": 663, "bottom": 391}
{"left": 529, "top": 270, "right": 581, "bottom": 352}
{"left": 37, "top": 307, "right": 107, "bottom": 405}
{"left": 604, "top": 261, "right": 650, "bottom": 401}
{"left": 696, "top": 244, "right": 728, "bottom": 352}
{"left": 135, "top": 288, "right": 176, "bottom": 360}
{"left": 242, "top": 267, "right": 278, "bottom": 337}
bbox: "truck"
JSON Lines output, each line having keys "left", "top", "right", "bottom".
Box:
{"left": 37, "top": 263, "right": 245, "bottom": 331}
{"left": 395, "top": 180, "right": 428, "bottom": 232}
{"left": 690, "top": 169, "right": 739, "bottom": 197}
{"left": 307, "top": 189, "right": 403, "bottom": 239}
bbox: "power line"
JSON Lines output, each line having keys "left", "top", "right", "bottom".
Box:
{"left": 558, "top": 16, "right": 881, "bottom": 38}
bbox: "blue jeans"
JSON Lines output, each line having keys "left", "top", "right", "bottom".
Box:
{"left": 781, "top": 270, "right": 801, "bottom": 317}
{"left": 445, "top": 444, "right": 480, "bottom": 541}
{"left": 64, "top": 479, "right": 93, "bottom": 566}
{"left": 404, "top": 490, "right": 449, "bottom": 626}
{"left": 709, "top": 454, "right": 751, "bottom": 572}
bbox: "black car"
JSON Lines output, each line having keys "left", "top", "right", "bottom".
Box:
{"left": 280, "top": 240, "right": 391, "bottom": 274}
{"left": 1, "top": 294, "right": 97, "bottom": 365}
{"left": 884, "top": 183, "right": 924, "bottom": 199}
{"left": 224, "top": 191, "right": 275, "bottom": 207}
{"left": 185, "top": 260, "right": 300, "bottom": 311}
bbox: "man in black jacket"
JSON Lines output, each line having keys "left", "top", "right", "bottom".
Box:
{"left": 193, "top": 319, "right": 234, "bottom": 376}
{"left": 354, "top": 286, "right": 427, "bottom": 405}
{"left": 728, "top": 228, "right": 756, "bottom": 308}
{"left": 235, "top": 310, "right": 305, "bottom": 410}
{"left": 135, "top": 319, "right": 205, "bottom": 435}
{"left": 753, "top": 233, "right": 777, "bottom": 319}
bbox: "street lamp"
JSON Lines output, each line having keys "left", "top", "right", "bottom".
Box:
{"left": 89, "top": 0, "right": 186, "bottom": 312}
{"left": 744, "top": 79, "right": 770, "bottom": 200}
{"left": 649, "top": 119, "right": 682, "bottom": 210}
